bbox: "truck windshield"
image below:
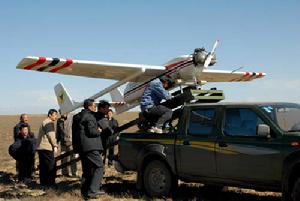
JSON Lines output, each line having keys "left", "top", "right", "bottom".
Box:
{"left": 260, "top": 104, "right": 300, "bottom": 133}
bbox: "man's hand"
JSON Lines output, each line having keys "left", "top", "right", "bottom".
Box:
{"left": 97, "top": 127, "right": 102, "bottom": 132}
{"left": 53, "top": 146, "right": 58, "bottom": 154}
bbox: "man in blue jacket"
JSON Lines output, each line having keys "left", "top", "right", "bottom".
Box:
{"left": 140, "top": 76, "right": 173, "bottom": 133}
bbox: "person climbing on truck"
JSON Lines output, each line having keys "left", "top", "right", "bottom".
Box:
{"left": 140, "top": 75, "right": 174, "bottom": 133}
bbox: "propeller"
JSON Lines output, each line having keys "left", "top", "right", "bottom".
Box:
{"left": 203, "top": 40, "right": 219, "bottom": 68}
{"left": 192, "top": 40, "right": 219, "bottom": 85}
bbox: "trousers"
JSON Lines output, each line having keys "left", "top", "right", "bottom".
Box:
{"left": 80, "top": 150, "right": 103, "bottom": 196}
{"left": 61, "top": 144, "right": 77, "bottom": 176}
{"left": 38, "top": 150, "right": 56, "bottom": 185}
{"left": 147, "top": 105, "right": 173, "bottom": 128}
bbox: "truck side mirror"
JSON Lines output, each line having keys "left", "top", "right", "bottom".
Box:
{"left": 257, "top": 124, "right": 270, "bottom": 138}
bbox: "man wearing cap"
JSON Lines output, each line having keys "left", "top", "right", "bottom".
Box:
{"left": 140, "top": 76, "right": 173, "bottom": 133}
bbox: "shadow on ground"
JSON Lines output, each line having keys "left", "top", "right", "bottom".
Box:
{"left": 103, "top": 175, "right": 281, "bottom": 201}
{"left": 0, "top": 171, "right": 282, "bottom": 201}
{"left": 0, "top": 171, "right": 81, "bottom": 199}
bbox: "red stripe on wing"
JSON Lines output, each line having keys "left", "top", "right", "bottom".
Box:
{"left": 49, "top": 59, "right": 73, "bottom": 73}
{"left": 165, "top": 60, "right": 187, "bottom": 70}
{"left": 24, "top": 57, "right": 46, "bottom": 70}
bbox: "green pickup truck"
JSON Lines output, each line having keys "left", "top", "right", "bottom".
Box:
{"left": 115, "top": 102, "right": 300, "bottom": 201}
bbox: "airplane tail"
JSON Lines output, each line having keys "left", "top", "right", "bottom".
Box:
{"left": 110, "top": 88, "right": 137, "bottom": 114}
{"left": 110, "top": 88, "right": 124, "bottom": 103}
{"left": 54, "top": 83, "right": 80, "bottom": 114}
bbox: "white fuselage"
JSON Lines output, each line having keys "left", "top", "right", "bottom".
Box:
{"left": 122, "top": 55, "right": 202, "bottom": 104}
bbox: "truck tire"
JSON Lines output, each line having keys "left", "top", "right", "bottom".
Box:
{"left": 292, "top": 178, "right": 300, "bottom": 201}
{"left": 143, "top": 160, "right": 172, "bottom": 197}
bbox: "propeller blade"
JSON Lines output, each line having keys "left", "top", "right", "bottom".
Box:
{"left": 211, "top": 40, "right": 219, "bottom": 54}
{"left": 204, "top": 40, "right": 219, "bottom": 68}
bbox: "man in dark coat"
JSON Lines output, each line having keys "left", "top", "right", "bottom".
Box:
{"left": 9, "top": 123, "right": 37, "bottom": 183}
{"left": 13, "top": 114, "right": 35, "bottom": 174}
{"left": 77, "top": 99, "right": 105, "bottom": 199}
{"left": 106, "top": 109, "right": 119, "bottom": 166}
{"left": 95, "top": 100, "right": 118, "bottom": 166}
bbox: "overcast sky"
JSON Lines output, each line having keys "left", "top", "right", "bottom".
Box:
{"left": 1, "top": 0, "right": 300, "bottom": 114}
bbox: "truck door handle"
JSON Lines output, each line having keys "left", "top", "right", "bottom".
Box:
{"left": 219, "top": 142, "right": 228, "bottom": 147}
{"left": 183, "top": 140, "right": 191, "bottom": 145}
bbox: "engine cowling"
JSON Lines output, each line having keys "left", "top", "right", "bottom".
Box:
{"left": 193, "top": 48, "right": 217, "bottom": 66}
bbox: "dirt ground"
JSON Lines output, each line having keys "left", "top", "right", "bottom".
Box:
{"left": 0, "top": 113, "right": 282, "bottom": 200}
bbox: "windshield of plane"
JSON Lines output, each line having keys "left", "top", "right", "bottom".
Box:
{"left": 260, "top": 104, "right": 300, "bottom": 133}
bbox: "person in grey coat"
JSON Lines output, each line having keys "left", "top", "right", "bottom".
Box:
{"left": 57, "top": 111, "right": 78, "bottom": 177}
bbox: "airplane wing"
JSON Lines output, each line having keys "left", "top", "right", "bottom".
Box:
{"left": 200, "top": 69, "right": 266, "bottom": 82}
{"left": 16, "top": 56, "right": 166, "bottom": 82}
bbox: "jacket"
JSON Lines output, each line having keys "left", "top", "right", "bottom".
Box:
{"left": 95, "top": 112, "right": 114, "bottom": 150}
{"left": 36, "top": 118, "right": 58, "bottom": 151}
{"left": 9, "top": 134, "right": 37, "bottom": 161}
{"left": 72, "top": 112, "right": 82, "bottom": 153}
{"left": 109, "top": 118, "right": 119, "bottom": 130}
{"left": 56, "top": 114, "right": 73, "bottom": 146}
{"left": 140, "top": 78, "right": 171, "bottom": 111}
{"left": 78, "top": 109, "right": 103, "bottom": 152}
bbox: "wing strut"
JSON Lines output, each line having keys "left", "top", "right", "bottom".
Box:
{"left": 59, "top": 67, "right": 146, "bottom": 114}
{"left": 88, "top": 67, "right": 145, "bottom": 100}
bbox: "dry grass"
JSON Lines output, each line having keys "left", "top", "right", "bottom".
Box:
{"left": 0, "top": 114, "right": 282, "bottom": 200}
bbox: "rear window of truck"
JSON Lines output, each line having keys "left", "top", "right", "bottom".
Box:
{"left": 188, "top": 108, "right": 216, "bottom": 136}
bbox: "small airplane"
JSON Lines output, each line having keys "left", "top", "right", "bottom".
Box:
{"left": 16, "top": 41, "right": 266, "bottom": 114}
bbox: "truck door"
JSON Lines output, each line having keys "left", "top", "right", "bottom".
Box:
{"left": 215, "top": 106, "right": 282, "bottom": 183}
{"left": 176, "top": 106, "right": 218, "bottom": 178}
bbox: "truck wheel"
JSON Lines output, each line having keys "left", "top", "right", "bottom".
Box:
{"left": 292, "top": 178, "right": 300, "bottom": 201}
{"left": 143, "top": 160, "right": 172, "bottom": 197}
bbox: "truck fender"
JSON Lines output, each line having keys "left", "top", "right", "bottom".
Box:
{"left": 135, "top": 143, "right": 175, "bottom": 190}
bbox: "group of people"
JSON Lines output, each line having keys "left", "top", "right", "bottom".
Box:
{"left": 72, "top": 99, "right": 120, "bottom": 198}
{"left": 8, "top": 102, "right": 119, "bottom": 196}
{"left": 9, "top": 111, "right": 61, "bottom": 185}
{"left": 9, "top": 114, "right": 36, "bottom": 183}
{"left": 8, "top": 75, "right": 174, "bottom": 199}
